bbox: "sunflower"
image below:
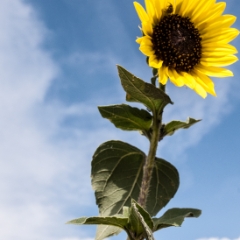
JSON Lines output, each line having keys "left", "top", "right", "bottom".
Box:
{"left": 134, "top": 0, "right": 239, "bottom": 98}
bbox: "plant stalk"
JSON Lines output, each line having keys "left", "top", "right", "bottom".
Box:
{"left": 137, "top": 110, "right": 162, "bottom": 208}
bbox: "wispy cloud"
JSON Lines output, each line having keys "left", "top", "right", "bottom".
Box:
{"left": 0, "top": 1, "right": 146, "bottom": 240}
{"left": 0, "top": 0, "right": 97, "bottom": 239}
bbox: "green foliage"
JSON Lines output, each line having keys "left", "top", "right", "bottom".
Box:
{"left": 68, "top": 200, "right": 155, "bottom": 240}
{"left": 68, "top": 66, "right": 202, "bottom": 240}
{"left": 96, "top": 225, "right": 122, "bottom": 240}
{"left": 153, "top": 208, "right": 202, "bottom": 231}
{"left": 117, "top": 65, "right": 173, "bottom": 115}
{"left": 162, "top": 118, "right": 201, "bottom": 137}
{"left": 91, "top": 140, "right": 179, "bottom": 239}
{"left": 92, "top": 141, "right": 179, "bottom": 216}
{"left": 67, "top": 202, "right": 201, "bottom": 240}
{"left": 98, "top": 104, "right": 152, "bottom": 132}
{"left": 129, "top": 200, "right": 154, "bottom": 240}
{"left": 67, "top": 215, "right": 128, "bottom": 229}
{"left": 91, "top": 140, "right": 145, "bottom": 239}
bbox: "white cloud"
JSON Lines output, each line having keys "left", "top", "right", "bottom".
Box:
{"left": 67, "top": 51, "right": 118, "bottom": 76}
{"left": 0, "top": 1, "right": 146, "bottom": 240}
{"left": 0, "top": 0, "right": 98, "bottom": 239}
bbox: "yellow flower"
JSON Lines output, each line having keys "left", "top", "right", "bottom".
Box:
{"left": 134, "top": 0, "right": 239, "bottom": 98}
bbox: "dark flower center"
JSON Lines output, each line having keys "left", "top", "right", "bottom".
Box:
{"left": 152, "top": 14, "right": 202, "bottom": 72}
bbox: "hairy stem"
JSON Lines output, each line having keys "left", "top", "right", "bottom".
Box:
{"left": 137, "top": 110, "right": 162, "bottom": 208}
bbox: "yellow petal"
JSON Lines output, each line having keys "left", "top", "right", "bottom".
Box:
{"left": 190, "top": 0, "right": 215, "bottom": 23}
{"left": 145, "top": 0, "right": 155, "bottom": 19}
{"left": 202, "top": 42, "right": 237, "bottom": 49}
{"left": 136, "top": 37, "right": 144, "bottom": 44}
{"left": 139, "top": 36, "right": 154, "bottom": 56}
{"left": 217, "top": 15, "right": 237, "bottom": 28}
{"left": 140, "top": 35, "right": 152, "bottom": 44}
{"left": 175, "top": 0, "right": 184, "bottom": 14}
{"left": 142, "top": 21, "right": 153, "bottom": 36}
{"left": 201, "top": 28, "right": 239, "bottom": 42}
{"left": 202, "top": 51, "right": 237, "bottom": 58}
{"left": 199, "top": 15, "right": 237, "bottom": 34}
{"left": 200, "top": 55, "right": 238, "bottom": 67}
{"left": 178, "top": 0, "right": 198, "bottom": 17}
{"left": 133, "top": 2, "right": 149, "bottom": 23}
{"left": 202, "top": 44, "right": 238, "bottom": 56}
{"left": 171, "top": 0, "right": 176, "bottom": 13}
{"left": 158, "top": 66, "right": 168, "bottom": 85}
{"left": 219, "top": 15, "right": 237, "bottom": 27}
{"left": 139, "top": 44, "right": 154, "bottom": 56}
{"left": 194, "top": 70, "right": 216, "bottom": 96}
{"left": 195, "top": 64, "right": 233, "bottom": 77}
{"left": 201, "top": 28, "right": 239, "bottom": 44}
{"left": 181, "top": 72, "right": 196, "bottom": 89}
{"left": 194, "top": 2, "right": 226, "bottom": 28}
{"left": 168, "top": 68, "right": 185, "bottom": 87}
{"left": 149, "top": 55, "right": 163, "bottom": 68}
{"left": 193, "top": 83, "right": 208, "bottom": 98}
{"left": 153, "top": 0, "right": 165, "bottom": 19}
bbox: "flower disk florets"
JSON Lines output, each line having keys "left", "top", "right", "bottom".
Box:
{"left": 152, "top": 14, "right": 202, "bottom": 72}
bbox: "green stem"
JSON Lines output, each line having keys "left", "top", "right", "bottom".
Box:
{"left": 126, "top": 230, "right": 135, "bottom": 240}
{"left": 137, "top": 109, "right": 162, "bottom": 208}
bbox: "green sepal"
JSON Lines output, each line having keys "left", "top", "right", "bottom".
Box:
{"left": 162, "top": 118, "right": 201, "bottom": 137}
{"left": 98, "top": 104, "right": 152, "bottom": 132}
{"left": 117, "top": 65, "right": 173, "bottom": 115}
{"left": 153, "top": 208, "right": 202, "bottom": 232}
{"left": 91, "top": 140, "right": 179, "bottom": 239}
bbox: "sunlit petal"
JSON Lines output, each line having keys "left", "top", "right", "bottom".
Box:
{"left": 158, "top": 66, "right": 168, "bottom": 84}
{"left": 149, "top": 55, "right": 163, "bottom": 68}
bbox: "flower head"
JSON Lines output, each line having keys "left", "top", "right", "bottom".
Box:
{"left": 134, "top": 0, "right": 239, "bottom": 98}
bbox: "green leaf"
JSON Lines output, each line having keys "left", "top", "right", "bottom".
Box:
{"left": 117, "top": 65, "right": 173, "bottom": 114}
{"left": 146, "top": 158, "right": 179, "bottom": 216}
{"left": 153, "top": 208, "right": 202, "bottom": 231}
{"left": 92, "top": 141, "right": 145, "bottom": 240}
{"left": 162, "top": 118, "right": 201, "bottom": 137}
{"left": 91, "top": 141, "right": 179, "bottom": 239}
{"left": 129, "top": 200, "right": 154, "bottom": 240}
{"left": 67, "top": 204, "right": 154, "bottom": 240}
{"left": 95, "top": 225, "right": 122, "bottom": 240}
{"left": 67, "top": 215, "right": 128, "bottom": 229}
{"left": 98, "top": 104, "right": 152, "bottom": 131}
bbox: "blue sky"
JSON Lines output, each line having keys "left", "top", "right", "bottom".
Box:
{"left": 0, "top": 0, "right": 239, "bottom": 240}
